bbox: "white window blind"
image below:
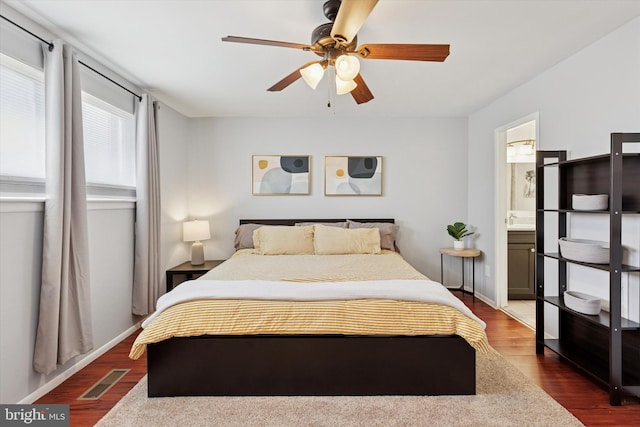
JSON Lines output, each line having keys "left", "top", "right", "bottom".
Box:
{"left": 1, "top": 15, "right": 138, "bottom": 199}
{"left": 0, "top": 52, "right": 45, "bottom": 182}
{"left": 82, "top": 92, "right": 136, "bottom": 196}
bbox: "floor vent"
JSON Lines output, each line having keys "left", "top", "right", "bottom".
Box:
{"left": 78, "top": 368, "right": 130, "bottom": 400}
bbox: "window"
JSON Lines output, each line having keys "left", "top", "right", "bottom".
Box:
{"left": 0, "top": 53, "right": 45, "bottom": 181}
{"left": 0, "top": 52, "right": 136, "bottom": 199}
{"left": 82, "top": 92, "right": 136, "bottom": 196}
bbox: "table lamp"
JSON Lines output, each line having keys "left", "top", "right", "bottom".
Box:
{"left": 183, "top": 219, "right": 211, "bottom": 265}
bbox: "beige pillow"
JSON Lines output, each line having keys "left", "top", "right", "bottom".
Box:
{"left": 253, "top": 225, "right": 315, "bottom": 255}
{"left": 314, "top": 224, "right": 381, "bottom": 255}
{"left": 347, "top": 220, "right": 399, "bottom": 251}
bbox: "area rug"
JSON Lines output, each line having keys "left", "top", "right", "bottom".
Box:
{"left": 96, "top": 347, "right": 583, "bottom": 427}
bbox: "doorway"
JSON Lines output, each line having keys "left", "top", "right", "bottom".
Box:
{"left": 494, "top": 114, "right": 538, "bottom": 329}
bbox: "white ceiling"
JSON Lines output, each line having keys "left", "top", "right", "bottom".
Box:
{"left": 6, "top": 0, "right": 640, "bottom": 118}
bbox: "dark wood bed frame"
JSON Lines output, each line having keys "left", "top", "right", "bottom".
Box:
{"left": 147, "top": 219, "right": 476, "bottom": 397}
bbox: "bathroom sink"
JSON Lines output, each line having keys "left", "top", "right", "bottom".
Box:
{"left": 506, "top": 211, "right": 535, "bottom": 230}
{"left": 507, "top": 224, "right": 535, "bottom": 231}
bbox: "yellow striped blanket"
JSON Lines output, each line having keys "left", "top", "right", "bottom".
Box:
{"left": 130, "top": 251, "right": 489, "bottom": 359}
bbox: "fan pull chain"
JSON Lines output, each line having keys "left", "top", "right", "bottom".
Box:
{"left": 327, "top": 68, "right": 332, "bottom": 108}
{"left": 327, "top": 67, "right": 336, "bottom": 113}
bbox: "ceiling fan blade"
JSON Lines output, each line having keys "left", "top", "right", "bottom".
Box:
{"left": 331, "top": 0, "right": 378, "bottom": 44}
{"left": 357, "top": 44, "right": 450, "bottom": 62}
{"left": 350, "top": 73, "right": 374, "bottom": 104}
{"left": 222, "top": 36, "right": 313, "bottom": 51}
{"left": 267, "top": 60, "right": 327, "bottom": 92}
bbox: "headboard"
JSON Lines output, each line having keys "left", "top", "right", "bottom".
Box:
{"left": 239, "top": 218, "right": 395, "bottom": 226}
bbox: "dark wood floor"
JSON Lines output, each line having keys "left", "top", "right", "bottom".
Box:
{"left": 35, "top": 296, "right": 639, "bottom": 426}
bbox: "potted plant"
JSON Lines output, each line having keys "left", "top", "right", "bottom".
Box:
{"left": 447, "top": 222, "right": 474, "bottom": 250}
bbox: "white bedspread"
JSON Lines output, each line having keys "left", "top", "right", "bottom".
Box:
{"left": 142, "top": 279, "right": 486, "bottom": 329}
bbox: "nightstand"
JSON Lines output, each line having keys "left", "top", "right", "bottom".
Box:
{"left": 439, "top": 248, "right": 481, "bottom": 301}
{"left": 165, "top": 260, "right": 225, "bottom": 292}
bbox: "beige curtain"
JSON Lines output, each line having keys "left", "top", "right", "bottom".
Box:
{"left": 132, "top": 94, "right": 161, "bottom": 315}
{"left": 34, "top": 41, "right": 93, "bottom": 375}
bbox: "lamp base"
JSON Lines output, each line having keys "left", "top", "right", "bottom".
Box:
{"left": 191, "top": 241, "right": 205, "bottom": 265}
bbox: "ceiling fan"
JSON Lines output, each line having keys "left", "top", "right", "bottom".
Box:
{"left": 221, "top": 0, "right": 450, "bottom": 105}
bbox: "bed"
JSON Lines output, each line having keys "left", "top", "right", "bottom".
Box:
{"left": 130, "top": 218, "right": 489, "bottom": 397}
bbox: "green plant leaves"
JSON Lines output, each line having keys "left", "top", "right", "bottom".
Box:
{"left": 447, "top": 222, "right": 474, "bottom": 240}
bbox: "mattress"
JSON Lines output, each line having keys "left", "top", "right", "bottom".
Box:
{"left": 130, "top": 250, "right": 489, "bottom": 359}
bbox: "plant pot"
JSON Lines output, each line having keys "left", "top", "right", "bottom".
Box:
{"left": 453, "top": 240, "right": 465, "bottom": 250}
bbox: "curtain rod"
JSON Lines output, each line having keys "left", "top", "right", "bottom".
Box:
{"left": 1, "top": 14, "right": 142, "bottom": 102}
{"left": 77, "top": 59, "right": 142, "bottom": 102}
{"left": 0, "top": 14, "right": 53, "bottom": 51}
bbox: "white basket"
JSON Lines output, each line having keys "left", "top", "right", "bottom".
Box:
{"left": 558, "top": 238, "right": 609, "bottom": 264}
{"left": 564, "top": 291, "right": 601, "bottom": 315}
{"left": 572, "top": 194, "right": 608, "bottom": 210}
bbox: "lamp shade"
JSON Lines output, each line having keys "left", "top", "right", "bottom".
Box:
{"left": 300, "top": 62, "right": 325, "bottom": 90}
{"left": 335, "top": 76, "right": 357, "bottom": 95}
{"left": 183, "top": 220, "right": 211, "bottom": 242}
{"left": 335, "top": 55, "right": 360, "bottom": 81}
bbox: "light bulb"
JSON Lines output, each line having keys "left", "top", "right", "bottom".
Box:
{"left": 335, "top": 55, "right": 360, "bottom": 81}
{"left": 335, "top": 76, "right": 357, "bottom": 95}
{"left": 524, "top": 143, "right": 534, "bottom": 155}
{"left": 300, "top": 63, "right": 325, "bottom": 90}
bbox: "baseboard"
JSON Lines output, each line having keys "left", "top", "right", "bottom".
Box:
{"left": 454, "top": 286, "right": 495, "bottom": 308}
{"left": 19, "top": 322, "right": 141, "bottom": 404}
{"left": 473, "top": 292, "right": 496, "bottom": 308}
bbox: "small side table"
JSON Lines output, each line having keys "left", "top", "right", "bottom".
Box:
{"left": 166, "top": 260, "right": 225, "bottom": 292}
{"left": 440, "top": 248, "right": 481, "bottom": 301}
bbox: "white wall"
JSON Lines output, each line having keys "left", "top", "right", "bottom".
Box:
{"left": 0, "top": 202, "right": 137, "bottom": 403}
{"left": 156, "top": 101, "right": 191, "bottom": 278}
{"left": 187, "top": 116, "right": 470, "bottom": 283}
{"left": 468, "top": 17, "right": 640, "bottom": 314}
{"left": 0, "top": 203, "right": 44, "bottom": 403}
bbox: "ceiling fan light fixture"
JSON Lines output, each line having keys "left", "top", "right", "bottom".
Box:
{"left": 335, "top": 55, "right": 360, "bottom": 81}
{"left": 300, "top": 62, "right": 325, "bottom": 90}
{"left": 335, "top": 75, "right": 357, "bottom": 95}
{"left": 224, "top": 0, "right": 448, "bottom": 106}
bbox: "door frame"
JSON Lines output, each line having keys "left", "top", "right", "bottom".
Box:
{"left": 494, "top": 112, "right": 539, "bottom": 308}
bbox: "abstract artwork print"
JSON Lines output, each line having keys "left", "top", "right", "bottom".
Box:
{"left": 324, "top": 156, "right": 382, "bottom": 196}
{"left": 252, "top": 155, "right": 310, "bottom": 195}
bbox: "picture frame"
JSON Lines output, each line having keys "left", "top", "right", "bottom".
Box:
{"left": 252, "top": 155, "right": 310, "bottom": 195}
{"left": 324, "top": 156, "right": 383, "bottom": 196}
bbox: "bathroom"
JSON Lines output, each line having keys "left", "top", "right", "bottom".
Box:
{"left": 504, "top": 120, "right": 536, "bottom": 327}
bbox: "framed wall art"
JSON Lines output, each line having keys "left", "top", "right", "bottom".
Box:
{"left": 324, "top": 156, "right": 382, "bottom": 196}
{"left": 252, "top": 155, "right": 310, "bottom": 195}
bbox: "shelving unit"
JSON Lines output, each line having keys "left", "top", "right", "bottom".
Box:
{"left": 535, "top": 133, "right": 640, "bottom": 406}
